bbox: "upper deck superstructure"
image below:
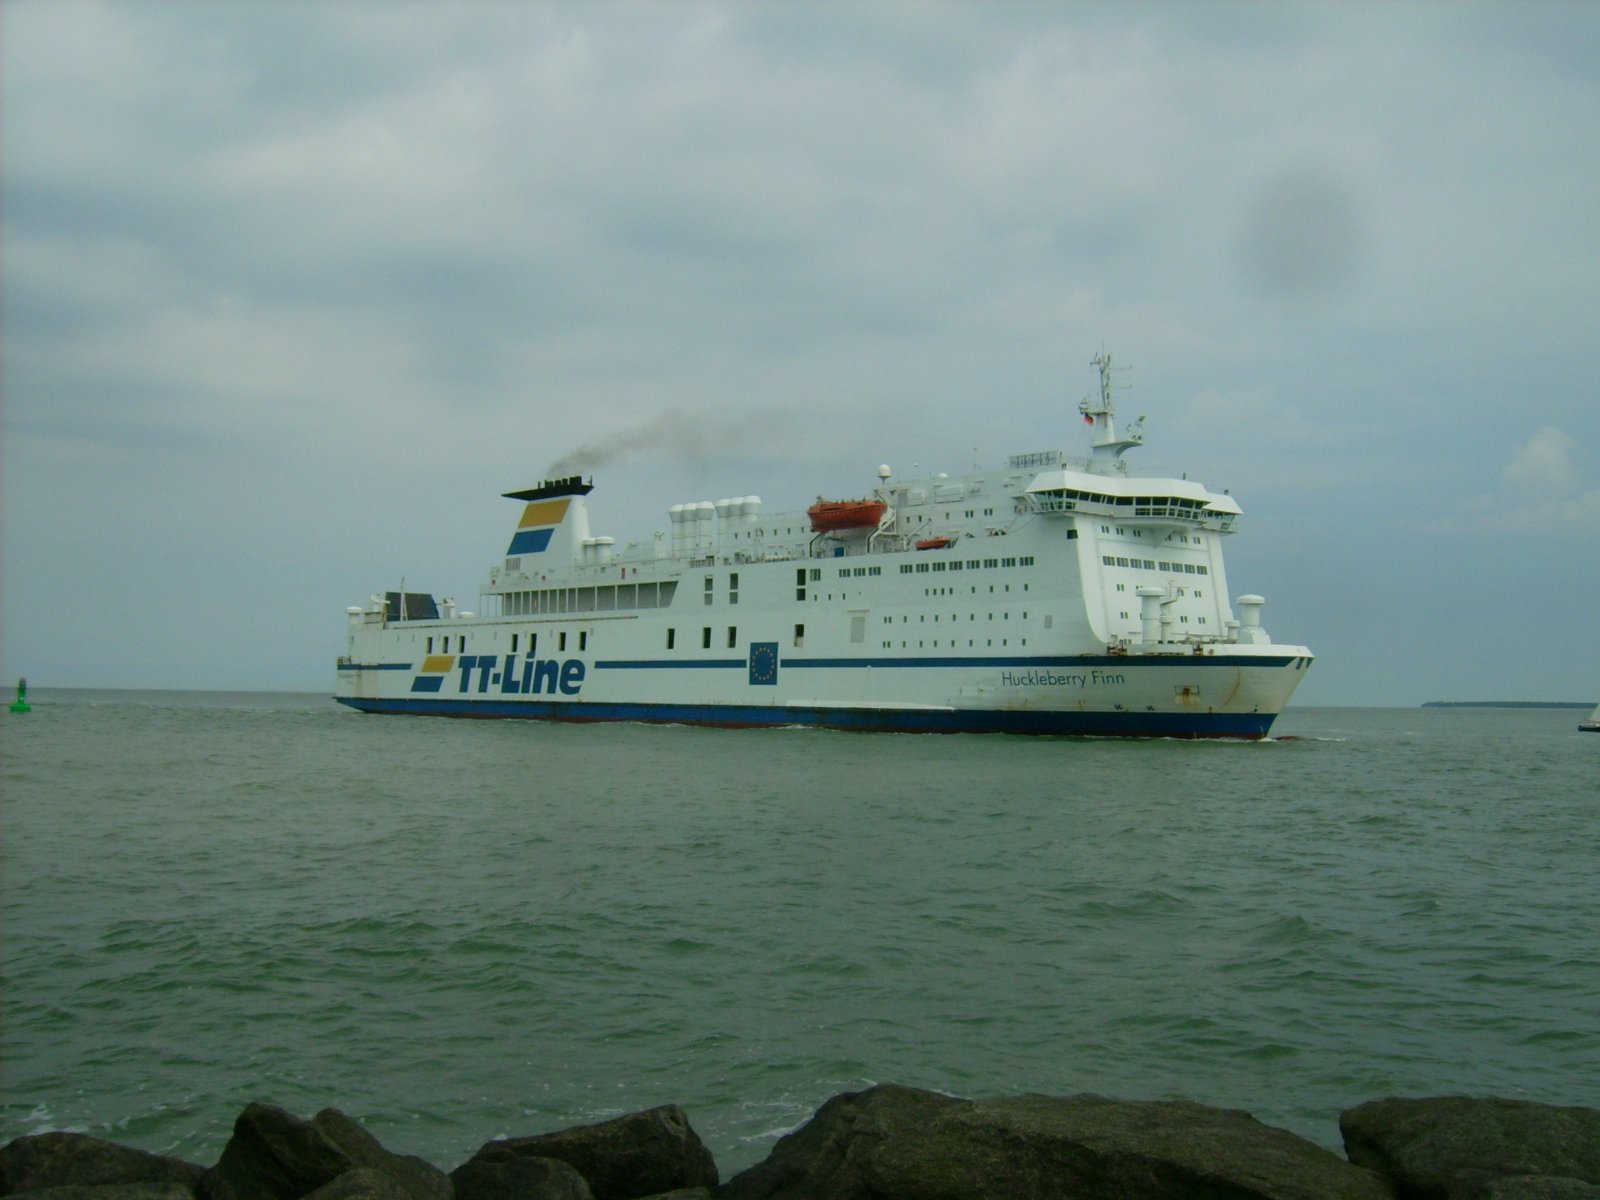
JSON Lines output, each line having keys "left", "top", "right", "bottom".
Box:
{"left": 337, "top": 354, "right": 1313, "bottom": 736}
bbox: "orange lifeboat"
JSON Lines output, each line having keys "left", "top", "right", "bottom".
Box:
{"left": 808, "top": 498, "right": 887, "bottom": 533}
{"left": 916, "top": 536, "right": 953, "bottom": 550}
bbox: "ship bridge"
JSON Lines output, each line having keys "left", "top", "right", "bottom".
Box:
{"left": 1024, "top": 471, "right": 1241, "bottom": 531}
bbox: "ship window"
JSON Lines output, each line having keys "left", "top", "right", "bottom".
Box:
{"left": 704, "top": 576, "right": 714, "bottom": 605}
{"left": 528, "top": 633, "right": 537, "bottom": 654}
{"left": 427, "top": 637, "right": 434, "bottom": 652}
{"left": 559, "top": 632, "right": 568, "bottom": 651}
{"left": 727, "top": 626, "right": 737, "bottom": 648}
{"left": 511, "top": 634, "right": 518, "bottom": 652}
{"left": 810, "top": 569, "right": 821, "bottom": 581}
{"left": 667, "top": 628, "right": 676, "bottom": 649}
{"left": 579, "top": 631, "right": 589, "bottom": 650}
{"left": 729, "top": 572, "right": 739, "bottom": 605}
{"left": 702, "top": 627, "right": 711, "bottom": 649}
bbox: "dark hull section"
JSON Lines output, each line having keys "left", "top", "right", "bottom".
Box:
{"left": 333, "top": 695, "right": 1278, "bottom": 739}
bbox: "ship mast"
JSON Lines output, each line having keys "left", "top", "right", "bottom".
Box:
{"left": 1079, "top": 351, "right": 1146, "bottom": 474}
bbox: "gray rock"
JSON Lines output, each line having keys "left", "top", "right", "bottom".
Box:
{"left": 1341, "top": 1097, "right": 1600, "bottom": 1200}
{"left": 0, "top": 1133, "right": 205, "bottom": 1196}
{"left": 199, "top": 1105, "right": 448, "bottom": 1200}
{"left": 449, "top": 1147, "right": 592, "bottom": 1200}
{"left": 465, "top": 1106, "right": 715, "bottom": 1200}
{"left": 722, "top": 1084, "right": 1396, "bottom": 1200}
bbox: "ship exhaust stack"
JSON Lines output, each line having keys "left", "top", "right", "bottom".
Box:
{"left": 502, "top": 476, "right": 594, "bottom": 566}
{"left": 1235, "top": 594, "right": 1269, "bottom": 645}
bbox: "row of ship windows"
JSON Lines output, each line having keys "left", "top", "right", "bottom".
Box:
{"left": 900, "top": 556, "right": 1036, "bottom": 574}
{"left": 1104, "top": 556, "right": 1209, "bottom": 575}
{"left": 427, "top": 631, "right": 590, "bottom": 654}
{"left": 882, "top": 639, "right": 1026, "bottom": 649}
{"left": 503, "top": 580, "right": 679, "bottom": 616}
{"left": 1099, "top": 527, "right": 1207, "bottom": 544}
{"left": 1116, "top": 583, "right": 1203, "bottom": 598}
{"left": 888, "top": 612, "right": 1026, "bottom": 622}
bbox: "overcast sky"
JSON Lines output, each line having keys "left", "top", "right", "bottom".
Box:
{"left": 3, "top": 0, "right": 1597, "bottom": 706}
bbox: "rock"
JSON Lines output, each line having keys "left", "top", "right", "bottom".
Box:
{"left": 449, "top": 1146, "right": 592, "bottom": 1200}
{"left": 6, "top": 1188, "right": 197, "bottom": 1200}
{"left": 0, "top": 1133, "right": 205, "bottom": 1196}
{"left": 299, "top": 1172, "right": 414, "bottom": 1200}
{"left": 199, "top": 1105, "right": 449, "bottom": 1200}
{"left": 307, "top": 1113, "right": 450, "bottom": 1200}
{"left": 717, "top": 1085, "right": 964, "bottom": 1200}
{"left": 1341, "top": 1098, "right": 1600, "bottom": 1200}
{"left": 721, "top": 1084, "right": 1396, "bottom": 1200}
{"left": 1454, "top": 1178, "right": 1600, "bottom": 1200}
{"left": 463, "top": 1106, "right": 716, "bottom": 1200}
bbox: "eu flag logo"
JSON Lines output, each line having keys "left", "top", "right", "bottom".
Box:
{"left": 748, "top": 642, "right": 778, "bottom": 686}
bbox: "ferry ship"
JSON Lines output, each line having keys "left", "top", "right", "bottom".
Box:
{"left": 336, "top": 354, "right": 1313, "bottom": 737}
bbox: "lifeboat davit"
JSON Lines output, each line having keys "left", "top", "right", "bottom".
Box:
{"left": 808, "top": 498, "right": 887, "bottom": 533}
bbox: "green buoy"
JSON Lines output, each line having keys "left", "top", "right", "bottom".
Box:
{"left": 10, "top": 677, "right": 31, "bottom": 713}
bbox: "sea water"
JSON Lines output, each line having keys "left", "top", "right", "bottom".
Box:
{"left": 2, "top": 692, "right": 1595, "bottom": 1173}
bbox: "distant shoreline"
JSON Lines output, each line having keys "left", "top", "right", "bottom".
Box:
{"left": 1421, "top": 700, "right": 1591, "bottom": 709}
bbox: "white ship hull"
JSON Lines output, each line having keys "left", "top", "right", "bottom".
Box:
{"left": 336, "top": 355, "right": 1313, "bottom": 738}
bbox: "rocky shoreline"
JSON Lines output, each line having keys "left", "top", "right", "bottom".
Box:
{"left": 3, "top": 1086, "right": 1597, "bottom": 1200}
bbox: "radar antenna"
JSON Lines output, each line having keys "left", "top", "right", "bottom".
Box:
{"left": 1078, "top": 350, "right": 1146, "bottom": 474}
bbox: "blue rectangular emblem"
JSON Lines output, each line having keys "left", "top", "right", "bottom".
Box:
{"left": 748, "top": 642, "right": 778, "bottom": 686}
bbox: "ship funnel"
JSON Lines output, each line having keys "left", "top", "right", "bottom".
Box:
{"left": 502, "top": 476, "right": 593, "bottom": 566}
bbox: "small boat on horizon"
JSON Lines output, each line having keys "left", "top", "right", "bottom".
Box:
{"left": 1580, "top": 703, "right": 1600, "bottom": 733}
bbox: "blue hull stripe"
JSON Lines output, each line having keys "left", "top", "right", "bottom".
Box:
{"left": 595, "top": 659, "right": 746, "bottom": 670}
{"left": 333, "top": 696, "right": 1277, "bottom": 739}
{"left": 593, "top": 654, "right": 1302, "bottom": 671}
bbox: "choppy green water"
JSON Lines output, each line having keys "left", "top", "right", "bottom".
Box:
{"left": 3, "top": 692, "right": 1596, "bottom": 1172}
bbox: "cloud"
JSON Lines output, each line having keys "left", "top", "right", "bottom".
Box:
{"left": 1473, "top": 426, "right": 1600, "bottom": 532}
{"left": 1500, "top": 425, "right": 1580, "bottom": 494}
